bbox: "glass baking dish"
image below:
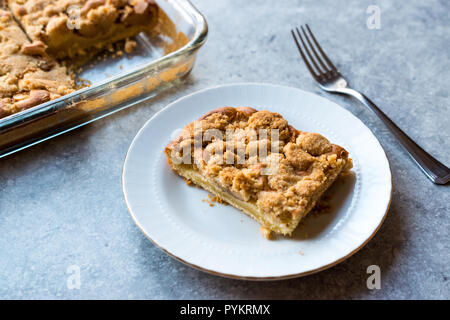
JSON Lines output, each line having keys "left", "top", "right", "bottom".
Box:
{"left": 0, "top": 0, "right": 207, "bottom": 158}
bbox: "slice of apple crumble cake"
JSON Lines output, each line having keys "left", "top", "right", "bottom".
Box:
{"left": 164, "top": 107, "right": 352, "bottom": 236}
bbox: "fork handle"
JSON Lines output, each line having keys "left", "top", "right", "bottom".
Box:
{"left": 341, "top": 88, "right": 450, "bottom": 185}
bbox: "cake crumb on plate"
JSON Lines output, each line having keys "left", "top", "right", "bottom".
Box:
{"left": 260, "top": 226, "right": 273, "bottom": 240}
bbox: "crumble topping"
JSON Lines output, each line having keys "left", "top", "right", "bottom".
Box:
{"left": 165, "top": 107, "right": 352, "bottom": 222}
{"left": 8, "top": 0, "right": 158, "bottom": 58}
{"left": 0, "top": 8, "right": 75, "bottom": 116}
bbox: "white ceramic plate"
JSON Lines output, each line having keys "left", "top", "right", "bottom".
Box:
{"left": 122, "top": 83, "right": 392, "bottom": 280}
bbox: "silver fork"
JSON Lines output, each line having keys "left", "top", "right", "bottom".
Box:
{"left": 291, "top": 25, "right": 450, "bottom": 185}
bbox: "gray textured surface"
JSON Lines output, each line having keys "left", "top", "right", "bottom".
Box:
{"left": 0, "top": 0, "right": 449, "bottom": 299}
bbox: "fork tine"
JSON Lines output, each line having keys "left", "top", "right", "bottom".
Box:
{"left": 295, "top": 27, "right": 322, "bottom": 76}
{"left": 305, "top": 24, "right": 337, "bottom": 71}
{"left": 300, "top": 26, "right": 328, "bottom": 73}
{"left": 291, "top": 29, "right": 319, "bottom": 80}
